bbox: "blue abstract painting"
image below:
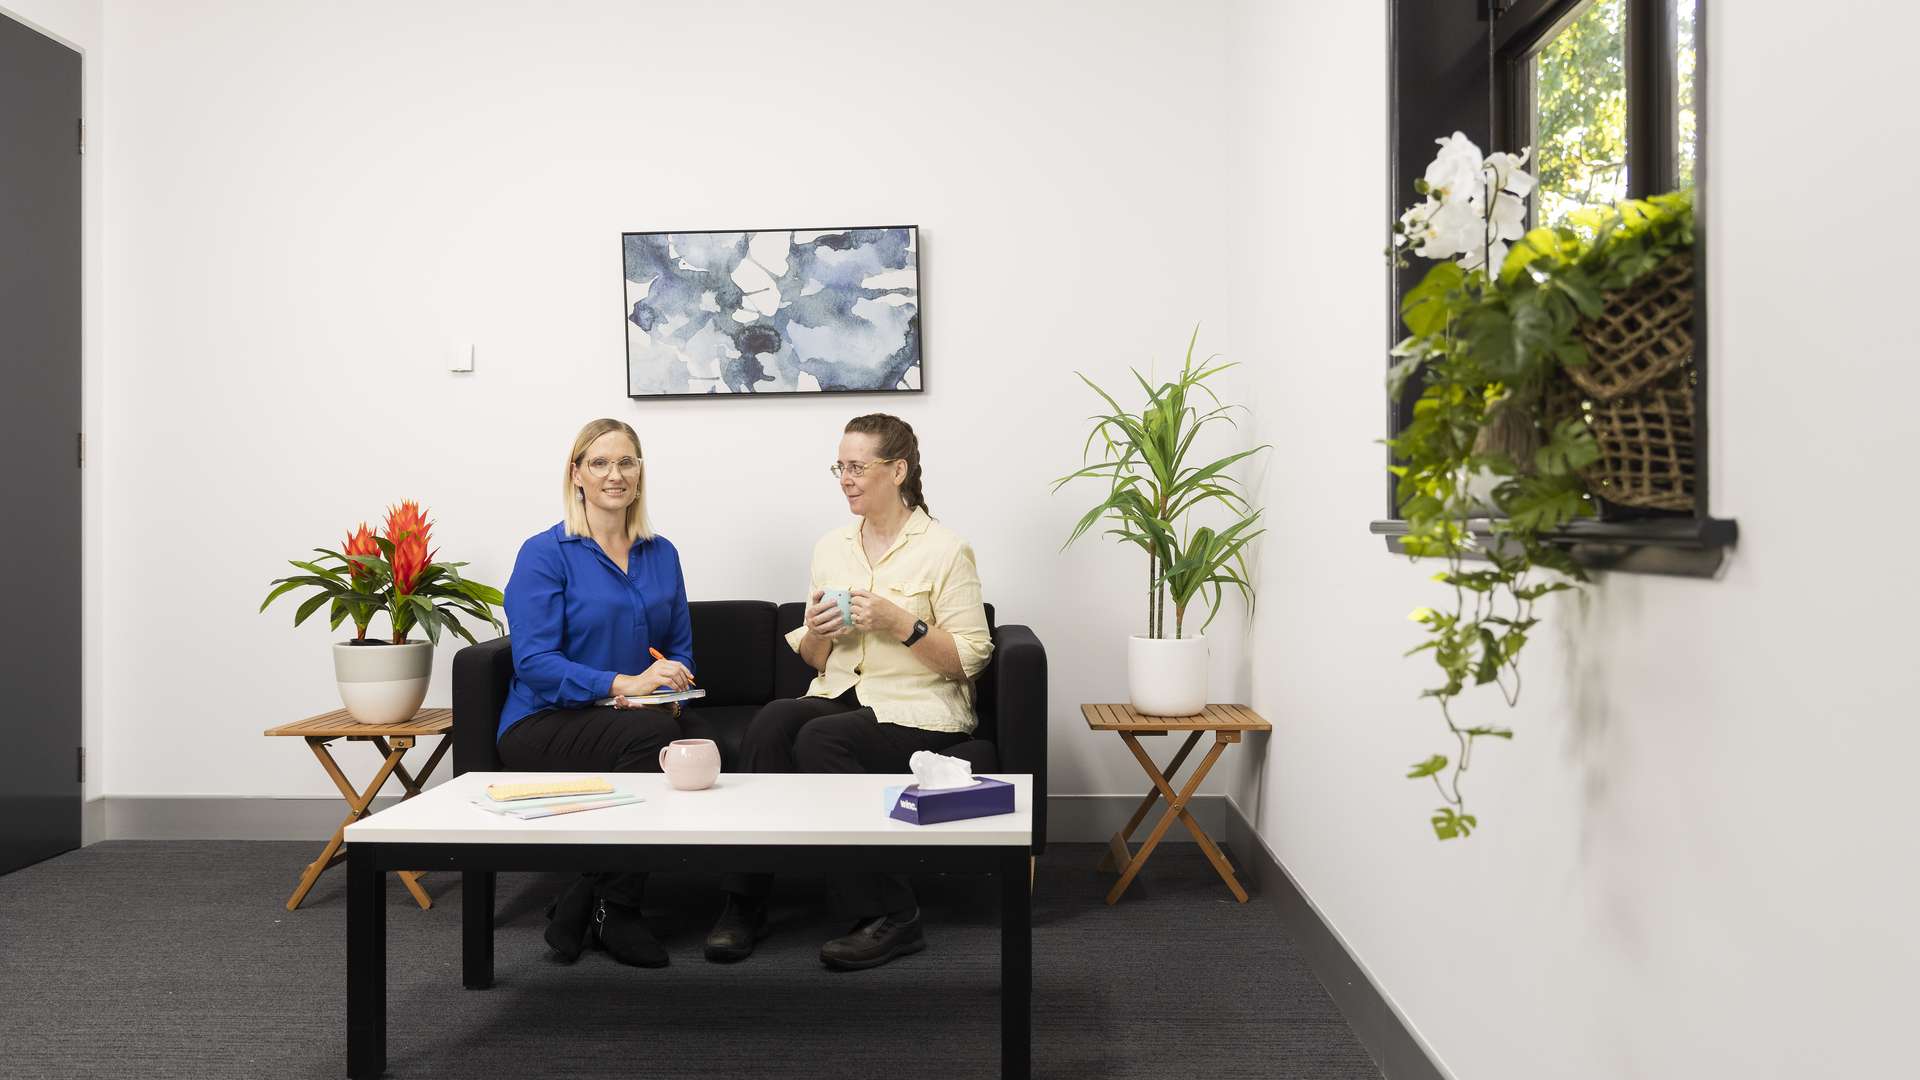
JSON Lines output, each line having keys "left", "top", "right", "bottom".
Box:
{"left": 622, "top": 226, "right": 921, "bottom": 397}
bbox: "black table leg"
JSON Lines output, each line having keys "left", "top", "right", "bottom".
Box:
{"left": 1001, "top": 848, "right": 1032, "bottom": 1080}
{"left": 347, "top": 846, "right": 386, "bottom": 1079}
{"left": 463, "top": 870, "right": 495, "bottom": 989}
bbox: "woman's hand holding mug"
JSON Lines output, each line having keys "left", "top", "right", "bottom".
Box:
{"left": 805, "top": 589, "right": 850, "bottom": 640}
{"left": 849, "top": 589, "right": 914, "bottom": 639}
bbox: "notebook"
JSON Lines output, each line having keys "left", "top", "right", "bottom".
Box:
{"left": 593, "top": 688, "right": 707, "bottom": 707}
{"left": 470, "top": 792, "right": 645, "bottom": 820}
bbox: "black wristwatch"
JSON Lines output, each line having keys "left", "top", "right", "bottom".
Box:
{"left": 902, "top": 618, "right": 929, "bottom": 647}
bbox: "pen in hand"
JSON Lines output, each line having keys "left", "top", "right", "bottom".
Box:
{"left": 650, "top": 646, "right": 696, "bottom": 687}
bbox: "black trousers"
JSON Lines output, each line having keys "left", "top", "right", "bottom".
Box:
{"left": 722, "top": 690, "right": 967, "bottom": 918}
{"left": 497, "top": 704, "right": 683, "bottom": 907}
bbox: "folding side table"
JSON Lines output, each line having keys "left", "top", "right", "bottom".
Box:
{"left": 1082, "top": 703, "right": 1271, "bottom": 905}
{"left": 263, "top": 708, "right": 452, "bottom": 911}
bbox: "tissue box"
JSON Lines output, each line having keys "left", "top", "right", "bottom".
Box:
{"left": 888, "top": 777, "right": 1015, "bottom": 825}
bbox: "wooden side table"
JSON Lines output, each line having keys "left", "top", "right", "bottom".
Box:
{"left": 264, "top": 708, "right": 453, "bottom": 911}
{"left": 1082, "top": 703, "right": 1272, "bottom": 905}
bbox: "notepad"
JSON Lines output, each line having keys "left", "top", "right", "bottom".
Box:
{"left": 593, "top": 688, "right": 707, "bottom": 707}
{"left": 485, "top": 777, "right": 615, "bottom": 802}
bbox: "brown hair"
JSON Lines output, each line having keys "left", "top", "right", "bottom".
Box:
{"left": 562, "top": 418, "right": 651, "bottom": 541}
{"left": 844, "top": 413, "right": 930, "bottom": 517}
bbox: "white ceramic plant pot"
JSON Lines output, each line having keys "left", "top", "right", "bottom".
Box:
{"left": 332, "top": 641, "right": 433, "bottom": 725}
{"left": 1127, "top": 633, "right": 1208, "bottom": 717}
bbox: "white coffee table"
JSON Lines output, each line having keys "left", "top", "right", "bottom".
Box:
{"left": 342, "top": 771, "right": 1034, "bottom": 1079}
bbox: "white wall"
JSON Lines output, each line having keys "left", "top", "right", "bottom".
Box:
{"left": 1227, "top": 1, "right": 1920, "bottom": 1077}
{"left": 2, "top": 0, "right": 106, "bottom": 801}
{"left": 94, "top": 0, "right": 1247, "bottom": 800}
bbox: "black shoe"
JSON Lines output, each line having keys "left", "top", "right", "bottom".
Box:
{"left": 703, "top": 894, "right": 771, "bottom": 963}
{"left": 819, "top": 910, "right": 926, "bottom": 971}
{"left": 592, "top": 898, "right": 669, "bottom": 968}
{"left": 543, "top": 876, "right": 597, "bottom": 963}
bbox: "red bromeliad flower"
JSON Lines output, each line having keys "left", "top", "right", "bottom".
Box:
{"left": 383, "top": 500, "right": 435, "bottom": 595}
{"left": 342, "top": 523, "right": 379, "bottom": 579}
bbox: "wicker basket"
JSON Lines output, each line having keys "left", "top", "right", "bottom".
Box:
{"left": 1554, "top": 253, "right": 1698, "bottom": 512}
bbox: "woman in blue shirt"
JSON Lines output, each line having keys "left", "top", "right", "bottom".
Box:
{"left": 498, "top": 418, "right": 696, "bottom": 969}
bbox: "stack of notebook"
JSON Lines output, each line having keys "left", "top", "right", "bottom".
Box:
{"left": 470, "top": 776, "right": 644, "bottom": 820}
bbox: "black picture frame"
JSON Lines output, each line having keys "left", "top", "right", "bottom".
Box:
{"left": 618, "top": 224, "right": 924, "bottom": 401}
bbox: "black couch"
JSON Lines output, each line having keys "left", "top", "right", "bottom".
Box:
{"left": 451, "top": 600, "right": 1047, "bottom": 852}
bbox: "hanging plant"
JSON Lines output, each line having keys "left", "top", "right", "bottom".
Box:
{"left": 1388, "top": 132, "right": 1695, "bottom": 839}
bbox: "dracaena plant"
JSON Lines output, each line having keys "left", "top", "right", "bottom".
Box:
{"left": 1388, "top": 131, "right": 1695, "bottom": 840}
{"left": 1054, "top": 328, "right": 1270, "bottom": 639}
{"left": 261, "top": 500, "right": 505, "bottom": 646}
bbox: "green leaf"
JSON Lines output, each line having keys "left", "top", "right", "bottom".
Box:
{"left": 1406, "top": 754, "right": 1448, "bottom": 779}
{"left": 1400, "top": 262, "right": 1465, "bottom": 339}
{"left": 1431, "top": 808, "right": 1477, "bottom": 840}
{"left": 293, "top": 590, "right": 331, "bottom": 627}
{"left": 259, "top": 579, "right": 308, "bottom": 612}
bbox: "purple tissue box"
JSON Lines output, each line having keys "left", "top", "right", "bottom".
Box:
{"left": 889, "top": 777, "right": 1015, "bottom": 825}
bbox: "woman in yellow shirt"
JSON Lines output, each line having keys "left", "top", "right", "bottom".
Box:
{"left": 706, "top": 413, "right": 994, "bottom": 970}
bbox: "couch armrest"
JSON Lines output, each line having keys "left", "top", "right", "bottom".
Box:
{"left": 991, "top": 623, "right": 1048, "bottom": 855}
{"left": 452, "top": 636, "right": 514, "bottom": 776}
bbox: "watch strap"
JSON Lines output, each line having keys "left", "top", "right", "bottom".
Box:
{"left": 902, "top": 618, "right": 929, "bottom": 647}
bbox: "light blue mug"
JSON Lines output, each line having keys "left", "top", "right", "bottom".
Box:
{"left": 820, "top": 587, "right": 854, "bottom": 627}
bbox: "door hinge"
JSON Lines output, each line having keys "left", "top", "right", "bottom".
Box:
{"left": 77, "top": 747, "right": 86, "bottom": 784}
{"left": 77, "top": 118, "right": 85, "bottom": 155}
{"left": 77, "top": 432, "right": 85, "bottom": 468}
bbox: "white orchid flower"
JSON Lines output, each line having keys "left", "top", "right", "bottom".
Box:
{"left": 1399, "top": 136, "right": 1537, "bottom": 274}
{"left": 1399, "top": 197, "right": 1448, "bottom": 251}
{"left": 1419, "top": 198, "right": 1482, "bottom": 261}
{"left": 1424, "top": 131, "right": 1484, "bottom": 204}
{"left": 1485, "top": 148, "right": 1535, "bottom": 200}
{"left": 1490, "top": 190, "right": 1528, "bottom": 241}
{"left": 1458, "top": 238, "right": 1510, "bottom": 275}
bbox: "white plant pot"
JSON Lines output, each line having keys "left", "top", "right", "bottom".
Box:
{"left": 1128, "top": 633, "right": 1208, "bottom": 717}
{"left": 332, "top": 641, "right": 433, "bottom": 725}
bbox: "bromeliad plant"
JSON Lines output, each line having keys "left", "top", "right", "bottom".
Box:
{"left": 1388, "top": 131, "right": 1695, "bottom": 839}
{"left": 261, "top": 500, "right": 505, "bottom": 646}
{"left": 1054, "top": 329, "right": 1270, "bottom": 638}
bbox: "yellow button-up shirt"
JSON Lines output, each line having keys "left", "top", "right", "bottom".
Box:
{"left": 783, "top": 507, "right": 994, "bottom": 734}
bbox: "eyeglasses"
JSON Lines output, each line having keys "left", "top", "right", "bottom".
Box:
{"left": 580, "top": 456, "right": 643, "bottom": 478}
{"left": 829, "top": 458, "right": 897, "bottom": 479}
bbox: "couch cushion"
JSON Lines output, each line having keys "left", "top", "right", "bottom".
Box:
{"left": 773, "top": 602, "right": 816, "bottom": 700}
{"left": 677, "top": 704, "right": 760, "bottom": 771}
{"left": 688, "top": 601, "right": 776, "bottom": 707}
{"left": 942, "top": 739, "right": 999, "bottom": 773}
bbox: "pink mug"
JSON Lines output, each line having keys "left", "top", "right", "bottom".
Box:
{"left": 658, "top": 738, "right": 721, "bottom": 790}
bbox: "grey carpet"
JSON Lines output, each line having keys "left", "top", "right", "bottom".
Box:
{"left": 0, "top": 841, "right": 1380, "bottom": 1080}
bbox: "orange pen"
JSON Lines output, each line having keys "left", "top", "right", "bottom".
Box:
{"left": 650, "top": 646, "right": 695, "bottom": 686}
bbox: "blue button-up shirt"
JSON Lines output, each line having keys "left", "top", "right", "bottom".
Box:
{"left": 497, "top": 522, "right": 695, "bottom": 738}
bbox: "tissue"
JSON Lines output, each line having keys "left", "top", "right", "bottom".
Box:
{"left": 909, "top": 750, "right": 978, "bottom": 791}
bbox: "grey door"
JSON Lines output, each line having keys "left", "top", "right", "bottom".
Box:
{"left": 0, "top": 13, "right": 82, "bottom": 875}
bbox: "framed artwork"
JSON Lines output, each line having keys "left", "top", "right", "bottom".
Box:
{"left": 621, "top": 225, "right": 922, "bottom": 397}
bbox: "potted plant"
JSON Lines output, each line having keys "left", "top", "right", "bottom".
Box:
{"left": 261, "top": 501, "right": 505, "bottom": 725}
{"left": 1055, "top": 329, "right": 1269, "bottom": 716}
{"left": 1388, "top": 131, "right": 1696, "bottom": 838}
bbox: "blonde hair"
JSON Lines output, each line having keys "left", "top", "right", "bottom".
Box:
{"left": 562, "top": 418, "right": 652, "bottom": 541}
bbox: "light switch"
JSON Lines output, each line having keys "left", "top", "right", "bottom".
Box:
{"left": 450, "top": 344, "right": 474, "bottom": 373}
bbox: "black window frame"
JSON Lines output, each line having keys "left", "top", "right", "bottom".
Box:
{"left": 1375, "top": 0, "right": 1735, "bottom": 577}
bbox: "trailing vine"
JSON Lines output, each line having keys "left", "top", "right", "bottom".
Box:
{"left": 1389, "top": 146, "right": 1695, "bottom": 839}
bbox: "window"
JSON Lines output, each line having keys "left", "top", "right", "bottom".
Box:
{"left": 1381, "top": 0, "right": 1731, "bottom": 574}
{"left": 1511, "top": 0, "right": 1700, "bottom": 226}
{"left": 1525, "top": 0, "right": 1630, "bottom": 226}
